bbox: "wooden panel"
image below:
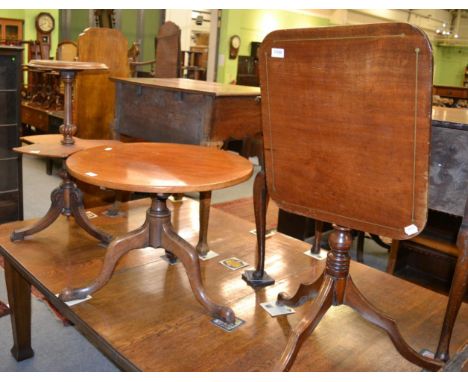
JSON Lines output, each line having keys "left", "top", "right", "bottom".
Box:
{"left": 211, "top": 96, "right": 261, "bottom": 143}
{"left": 114, "top": 81, "right": 210, "bottom": 144}
{"left": 74, "top": 28, "right": 130, "bottom": 140}
{"left": 259, "top": 23, "right": 433, "bottom": 240}
{"left": 113, "top": 78, "right": 261, "bottom": 147}
{"left": 433, "top": 85, "right": 468, "bottom": 100}
{"left": 0, "top": 198, "right": 467, "bottom": 371}
{"left": 21, "top": 103, "right": 49, "bottom": 132}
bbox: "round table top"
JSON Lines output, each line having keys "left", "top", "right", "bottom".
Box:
{"left": 28, "top": 60, "right": 108, "bottom": 72}
{"left": 15, "top": 134, "right": 121, "bottom": 159}
{"left": 66, "top": 143, "right": 254, "bottom": 193}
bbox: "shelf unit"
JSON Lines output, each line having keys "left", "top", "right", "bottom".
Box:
{"left": 0, "top": 18, "right": 23, "bottom": 45}
{"left": 0, "top": 46, "right": 23, "bottom": 223}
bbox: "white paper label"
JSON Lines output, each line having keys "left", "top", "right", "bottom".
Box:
{"left": 85, "top": 172, "right": 97, "bottom": 177}
{"left": 271, "top": 48, "right": 284, "bottom": 58}
{"left": 404, "top": 224, "right": 418, "bottom": 235}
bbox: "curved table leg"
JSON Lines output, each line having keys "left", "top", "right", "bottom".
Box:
{"left": 436, "top": 209, "right": 468, "bottom": 362}
{"left": 277, "top": 273, "right": 325, "bottom": 307}
{"left": 11, "top": 187, "right": 64, "bottom": 241}
{"left": 344, "top": 276, "right": 443, "bottom": 371}
{"left": 242, "top": 169, "right": 275, "bottom": 287}
{"left": 196, "top": 191, "right": 211, "bottom": 257}
{"left": 161, "top": 220, "right": 236, "bottom": 324}
{"left": 59, "top": 223, "right": 149, "bottom": 301}
{"left": 69, "top": 186, "right": 113, "bottom": 244}
{"left": 274, "top": 276, "right": 334, "bottom": 372}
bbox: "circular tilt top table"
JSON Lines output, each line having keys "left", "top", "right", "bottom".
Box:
{"left": 60, "top": 142, "right": 253, "bottom": 324}
{"left": 11, "top": 60, "right": 115, "bottom": 244}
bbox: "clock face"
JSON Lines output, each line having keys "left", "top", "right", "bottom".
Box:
{"left": 37, "top": 13, "right": 54, "bottom": 33}
{"left": 231, "top": 36, "right": 241, "bottom": 49}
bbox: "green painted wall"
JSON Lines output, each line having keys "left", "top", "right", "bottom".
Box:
{"left": 217, "top": 10, "right": 330, "bottom": 83}
{"left": 69, "top": 9, "right": 89, "bottom": 42}
{"left": 433, "top": 45, "right": 468, "bottom": 87}
{"left": 0, "top": 9, "right": 59, "bottom": 58}
{"left": 68, "top": 9, "right": 162, "bottom": 62}
{"left": 142, "top": 10, "right": 162, "bottom": 63}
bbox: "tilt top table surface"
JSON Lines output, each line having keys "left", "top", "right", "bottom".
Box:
{"left": 65, "top": 142, "right": 254, "bottom": 193}
{"left": 15, "top": 134, "right": 120, "bottom": 159}
{"left": 28, "top": 59, "right": 108, "bottom": 72}
{"left": 1, "top": 198, "right": 467, "bottom": 371}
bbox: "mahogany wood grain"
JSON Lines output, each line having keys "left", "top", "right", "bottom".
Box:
{"left": 196, "top": 191, "right": 211, "bottom": 257}
{"left": 75, "top": 28, "right": 130, "bottom": 139}
{"left": 28, "top": 59, "right": 108, "bottom": 71}
{"left": 259, "top": 23, "right": 433, "bottom": 240}
{"left": 65, "top": 142, "right": 253, "bottom": 194}
{"left": 1, "top": 198, "right": 466, "bottom": 371}
{"left": 257, "top": 23, "right": 437, "bottom": 371}
{"left": 14, "top": 134, "right": 120, "bottom": 159}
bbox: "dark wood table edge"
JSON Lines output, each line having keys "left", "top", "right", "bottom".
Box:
{"left": 0, "top": 245, "right": 140, "bottom": 371}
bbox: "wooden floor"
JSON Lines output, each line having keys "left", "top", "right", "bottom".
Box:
{"left": 0, "top": 198, "right": 467, "bottom": 371}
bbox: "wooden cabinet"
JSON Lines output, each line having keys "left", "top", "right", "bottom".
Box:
{"left": 0, "top": 46, "right": 23, "bottom": 223}
{"left": 433, "top": 85, "right": 468, "bottom": 100}
{"left": 0, "top": 18, "right": 23, "bottom": 45}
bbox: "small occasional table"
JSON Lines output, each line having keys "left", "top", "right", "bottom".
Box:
{"left": 10, "top": 60, "right": 115, "bottom": 244}
{"left": 59, "top": 142, "right": 253, "bottom": 323}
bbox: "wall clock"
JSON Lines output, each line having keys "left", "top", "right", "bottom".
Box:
{"left": 229, "top": 35, "right": 241, "bottom": 59}
{"left": 35, "top": 12, "right": 55, "bottom": 59}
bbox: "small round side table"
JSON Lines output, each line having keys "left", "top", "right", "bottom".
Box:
{"left": 60, "top": 142, "right": 253, "bottom": 324}
{"left": 11, "top": 60, "right": 114, "bottom": 244}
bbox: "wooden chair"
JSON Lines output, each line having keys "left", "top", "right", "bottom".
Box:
{"left": 130, "top": 21, "right": 181, "bottom": 78}
{"left": 56, "top": 41, "right": 77, "bottom": 61}
{"left": 253, "top": 23, "right": 444, "bottom": 371}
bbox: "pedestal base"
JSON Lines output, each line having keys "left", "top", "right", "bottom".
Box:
{"left": 59, "top": 194, "right": 235, "bottom": 324}
{"left": 11, "top": 170, "right": 112, "bottom": 245}
{"left": 274, "top": 225, "right": 444, "bottom": 372}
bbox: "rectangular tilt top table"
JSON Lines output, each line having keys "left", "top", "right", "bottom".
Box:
{"left": 111, "top": 77, "right": 261, "bottom": 147}
{"left": 1, "top": 198, "right": 467, "bottom": 371}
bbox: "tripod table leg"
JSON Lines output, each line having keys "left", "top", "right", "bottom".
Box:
{"left": 59, "top": 223, "right": 149, "bottom": 301}
{"left": 162, "top": 220, "right": 236, "bottom": 324}
{"left": 344, "top": 276, "right": 443, "bottom": 371}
